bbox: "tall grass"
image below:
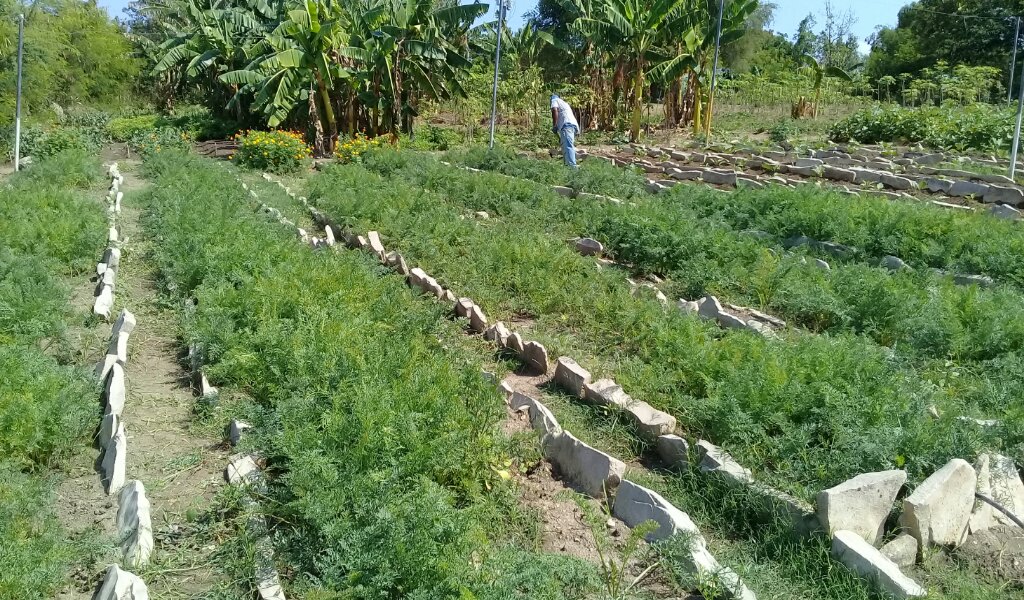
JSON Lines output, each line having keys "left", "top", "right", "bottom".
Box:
{"left": 139, "top": 150, "right": 605, "bottom": 598}
{"left": 0, "top": 150, "right": 105, "bottom": 598}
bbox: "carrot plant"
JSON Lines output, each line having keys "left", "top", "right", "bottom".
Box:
{"left": 303, "top": 156, "right": 1021, "bottom": 498}
{"left": 138, "top": 150, "right": 606, "bottom": 599}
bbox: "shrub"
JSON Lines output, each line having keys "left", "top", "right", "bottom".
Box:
{"left": 768, "top": 119, "right": 795, "bottom": 144}
{"left": 335, "top": 132, "right": 389, "bottom": 164}
{"left": 234, "top": 130, "right": 311, "bottom": 173}
{"left": 166, "top": 104, "right": 242, "bottom": 140}
{"left": 829, "top": 103, "right": 1013, "bottom": 152}
{"left": 108, "top": 114, "right": 160, "bottom": 142}
{"left": 129, "top": 126, "right": 192, "bottom": 157}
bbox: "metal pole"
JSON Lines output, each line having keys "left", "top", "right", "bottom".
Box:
{"left": 14, "top": 13, "right": 24, "bottom": 172}
{"left": 488, "top": 0, "right": 507, "bottom": 149}
{"left": 704, "top": 0, "right": 725, "bottom": 144}
{"left": 1010, "top": 60, "right": 1024, "bottom": 179}
{"left": 1010, "top": 17, "right": 1020, "bottom": 103}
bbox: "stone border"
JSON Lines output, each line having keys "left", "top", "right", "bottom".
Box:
{"left": 95, "top": 564, "right": 149, "bottom": 599}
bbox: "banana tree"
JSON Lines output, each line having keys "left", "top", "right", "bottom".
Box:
{"left": 221, "top": 0, "right": 349, "bottom": 154}
{"left": 797, "top": 52, "right": 853, "bottom": 118}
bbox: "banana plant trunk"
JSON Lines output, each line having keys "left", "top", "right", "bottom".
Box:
{"left": 629, "top": 61, "right": 645, "bottom": 142}
{"left": 314, "top": 71, "right": 338, "bottom": 155}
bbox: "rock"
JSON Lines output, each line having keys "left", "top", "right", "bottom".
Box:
{"left": 677, "top": 299, "right": 700, "bottom": 313}
{"left": 817, "top": 470, "right": 907, "bottom": 546}
{"left": 701, "top": 169, "right": 739, "bottom": 186}
{"left": 521, "top": 340, "right": 549, "bottom": 373}
{"left": 545, "top": 430, "right": 625, "bottom": 497}
{"left": 879, "top": 174, "right": 913, "bottom": 191}
{"left": 969, "top": 453, "right": 1024, "bottom": 533}
{"left": 931, "top": 200, "right": 973, "bottom": 211}
{"left": 831, "top": 530, "right": 926, "bottom": 599}
{"left": 199, "top": 371, "right": 218, "bottom": 399}
{"left": 983, "top": 185, "right": 1024, "bottom": 206}
{"left": 229, "top": 419, "right": 252, "bottom": 446}
{"left": 474, "top": 211, "right": 490, "bottom": 219}
{"left": 736, "top": 177, "right": 764, "bottom": 189}
{"left": 613, "top": 479, "right": 703, "bottom": 541}
{"left": 553, "top": 357, "right": 591, "bottom": 398}
{"left": 822, "top": 166, "right": 856, "bottom": 182}
{"left": 696, "top": 440, "right": 753, "bottom": 484}
{"left": 498, "top": 380, "right": 514, "bottom": 399}
{"left": 849, "top": 168, "right": 882, "bottom": 183}
{"left": 322, "top": 225, "right": 336, "bottom": 246}
{"left": 505, "top": 332, "right": 524, "bottom": 354}
{"left": 509, "top": 392, "right": 562, "bottom": 441}
{"left": 656, "top": 434, "right": 689, "bottom": 468}
{"left": 696, "top": 294, "right": 723, "bottom": 320}
{"left": 880, "top": 255, "right": 911, "bottom": 272}
{"left": 813, "top": 258, "right": 831, "bottom": 270}
{"left": 95, "top": 565, "right": 149, "bottom": 600}
{"left": 671, "top": 169, "right": 703, "bottom": 181}
{"left": 367, "top": 230, "right": 385, "bottom": 258}
{"left": 975, "top": 173, "right": 1016, "bottom": 185}
{"left": 584, "top": 379, "right": 676, "bottom": 439}
{"left": 989, "top": 204, "right": 1022, "bottom": 220}
{"left": 468, "top": 304, "right": 488, "bottom": 333}
{"left": 552, "top": 185, "right": 575, "bottom": 197}
{"left": 109, "top": 226, "right": 119, "bottom": 243}
{"left": 716, "top": 312, "right": 748, "bottom": 329}
{"left": 795, "top": 157, "right": 824, "bottom": 168}
{"left": 952, "top": 273, "right": 995, "bottom": 288}
{"left": 914, "top": 153, "right": 944, "bottom": 165}
{"left": 922, "top": 177, "right": 953, "bottom": 193}
{"left": 645, "top": 181, "right": 665, "bottom": 194}
{"left": 455, "top": 297, "right": 474, "bottom": 318}
{"left": 94, "top": 284, "right": 114, "bottom": 319}
{"left": 117, "top": 480, "right": 154, "bottom": 568}
{"left": 385, "top": 251, "right": 409, "bottom": 275}
{"left": 880, "top": 533, "right": 919, "bottom": 568}
{"left": 106, "top": 364, "right": 127, "bottom": 417}
{"left": 102, "top": 423, "right": 127, "bottom": 495}
{"left": 787, "top": 165, "right": 819, "bottom": 177}
{"left": 483, "top": 321, "right": 511, "bottom": 346}
{"left": 948, "top": 180, "right": 989, "bottom": 198}
{"left": 575, "top": 237, "right": 604, "bottom": 256}
{"left": 99, "top": 413, "right": 119, "bottom": 450}
{"left": 900, "top": 458, "right": 977, "bottom": 550}
{"left": 226, "top": 453, "right": 261, "bottom": 486}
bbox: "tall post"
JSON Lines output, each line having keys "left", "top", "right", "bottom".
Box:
{"left": 488, "top": 0, "right": 507, "bottom": 149}
{"left": 704, "top": 0, "right": 725, "bottom": 144}
{"left": 14, "top": 13, "right": 25, "bottom": 172}
{"left": 1010, "top": 60, "right": 1024, "bottom": 179}
{"left": 1010, "top": 17, "right": 1020, "bottom": 103}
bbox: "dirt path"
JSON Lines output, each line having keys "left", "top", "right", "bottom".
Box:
{"left": 56, "top": 158, "right": 231, "bottom": 599}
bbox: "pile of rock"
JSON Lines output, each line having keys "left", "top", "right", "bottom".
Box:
{"left": 677, "top": 294, "right": 783, "bottom": 338}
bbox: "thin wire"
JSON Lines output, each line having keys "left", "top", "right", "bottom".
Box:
{"left": 907, "top": 6, "right": 1017, "bottom": 22}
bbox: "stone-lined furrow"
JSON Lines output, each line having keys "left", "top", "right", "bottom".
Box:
{"left": 268, "top": 169, "right": 1024, "bottom": 599}
{"left": 244, "top": 173, "right": 760, "bottom": 598}
{"left": 92, "top": 163, "right": 152, "bottom": 598}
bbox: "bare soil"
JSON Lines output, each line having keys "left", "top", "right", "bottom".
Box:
{"left": 957, "top": 526, "right": 1024, "bottom": 584}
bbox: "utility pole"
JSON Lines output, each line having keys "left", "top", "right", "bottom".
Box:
{"left": 1010, "top": 60, "right": 1024, "bottom": 179}
{"left": 488, "top": 0, "right": 508, "bottom": 149}
{"left": 14, "top": 13, "right": 24, "bottom": 172}
{"left": 704, "top": 0, "right": 725, "bottom": 144}
{"left": 1010, "top": 17, "right": 1020, "bottom": 103}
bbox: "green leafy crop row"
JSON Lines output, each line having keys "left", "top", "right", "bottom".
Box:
{"left": 0, "top": 150, "right": 106, "bottom": 599}
{"left": 828, "top": 103, "right": 1014, "bottom": 152}
{"left": 304, "top": 150, "right": 1020, "bottom": 500}
{"left": 138, "top": 150, "right": 605, "bottom": 599}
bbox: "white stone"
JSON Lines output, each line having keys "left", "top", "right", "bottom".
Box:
{"left": 99, "top": 413, "right": 119, "bottom": 449}
{"left": 696, "top": 440, "right": 753, "bottom": 483}
{"left": 467, "top": 304, "right": 488, "bottom": 333}
{"left": 117, "top": 480, "right": 154, "bottom": 568}
{"left": 367, "top": 231, "right": 385, "bottom": 258}
{"left": 552, "top": 185, "right": 574, "bottom": 197}
{"left": 455, "top": 297, "right": 474, "bottom": 318}
{"left": 553, "top": 357, "right": 591, "bottom": 397}
{"left": 879, "top": 173, "right": 913, "bottom": 191}
{"left": 880, "top": 256, "right": 911, "bottom": 271}
{"left": 982, "top": 185, "right": 1024, "bottom": 206}
{"left": 952, "top": 273, "right": 994, "bottom": 288}
{"left": 923, "top": 177, "right": 953, "bottom": 193}
{"left": 94, "top": 284, "right": 114, "bottom": 319}
{"left": 102, "top": 423, "right": 127, "bottom": 495}
{"left": 521, "top": 340, "right": 549, "bottom": 373}
{"left": 226, "top": 453, "right": 261, "bottom": 486}
{"left": 229, "top": 419, "right": 253, "bottom": 446}
{"left": 544, "top": 430, "right": 624, "bottom": 497}
{"left": 96, "top": 353, "right": 118, "bottom": 380}
{"left": 900, "top": 458, "right": 976, "bottom": 549}
{"left": 881, "top": 533, "right": 918, "bottom": 568}
{"left": 111, "top": 308, "right": 136, "bottom": 336}
{"left": 832, "top": 530, "right": 926, "bottom": 598}
{"left": 969, "top": 453, "right": 1024, "bottom": 532}
{"left": 575, "top": 238, "right": 604, "bottom": 256}
{"left": 106, "top": 363, "right": 127, "bottom": 417}
{"left": 95, "top": 565, "right": 149, "bottom": 600}
{"left": 656, "top": 434, "right": 689, "bottom": 467}
{"left": 989, "top": 204, "right": 1022, "bottom": 220}
{"left": 795, "top": 157, "right": 824, "bottom": 168}
{"left": 509, "top": 392, "right": 562, "bottom": 441}
{"left": 613, "top": 479, "right": 702, "bottom": 541}
{"left": 677, "top": 299, "right": 699, "bottom": 313}
{"left": 584, "top": 379, "right": 676, "bottom": 439}
{"left": 109, "top": 226, "right": 119, "bottom": 243}
{"left": 696, "top": 294, "right": 723, "bottom": 320}
{"left": 817, "top": 470, "right": 907, "bottom": 545}
{"left": 323, "top": 225, "right": 336, "bottom": 246}
{"left": 200, "top": 371, "right": 218, "bottom": 398}
{"left": 702, "top": 169, "right": 738, "bottom": 186}
{"left": 505, "top": 332, "right": 524, "bottom": 354}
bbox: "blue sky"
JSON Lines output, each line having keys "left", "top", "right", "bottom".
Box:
{"left": 97, "top": 0, "right": 909, "bottom": 53}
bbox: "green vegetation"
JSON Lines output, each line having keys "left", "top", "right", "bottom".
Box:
{"left": 233, "top": 129, "right": 311, "bottom": 173}
{"left": 0, "top": 151, "right": 106, "bottom": 598}
{"left": 830, "top": 103, "right": 1014, "bottom": 151}
{"left": 139, "top": 150, "right": 611, "bottom": 598}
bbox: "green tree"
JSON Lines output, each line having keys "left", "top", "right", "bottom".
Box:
{"left": 797, "top": 51, "right": 853, "bottom": 117}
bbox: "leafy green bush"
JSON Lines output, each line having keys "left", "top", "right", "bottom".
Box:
{"left": 129, "top": 126, "right": 192, "bottom": 157}
{"left": 165, "top": 104, "right": 241, "bottom": 140}
{"left": 829, "top": 103, "right": 1014, "bottom": 151}
{"left": 768, "top": 119, "right": 795, "bottom": 144}
{"left": 234, "top": 130, "right": 310, "bottom": 173}
{"left": 108, "top": 114, "right": 160, "bottom": 142}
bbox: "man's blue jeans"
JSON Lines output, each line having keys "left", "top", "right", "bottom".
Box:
{"left": 559, "top": 124, "right": 578, "bottom": 168}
